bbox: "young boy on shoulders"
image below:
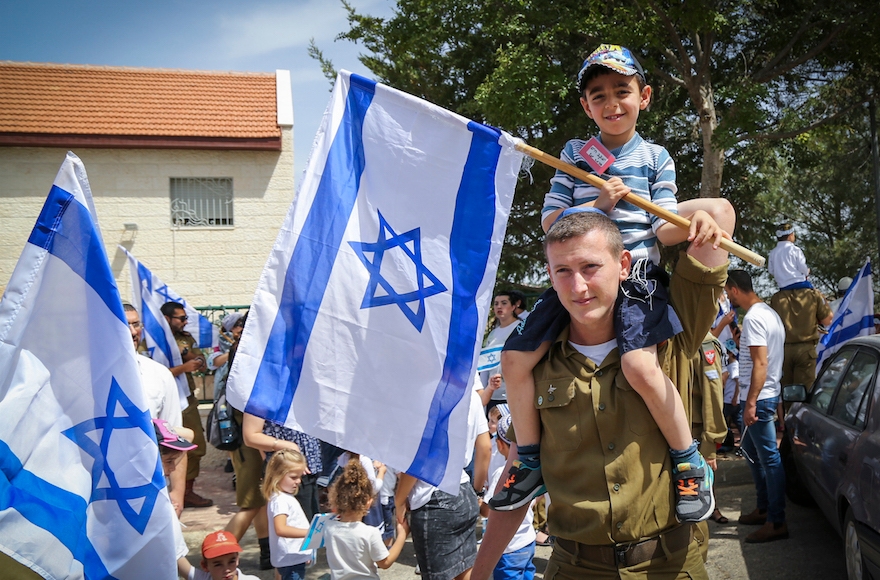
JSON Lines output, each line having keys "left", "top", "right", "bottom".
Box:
{"left": 490, "top": 44, "right": 736, "bottom": 525}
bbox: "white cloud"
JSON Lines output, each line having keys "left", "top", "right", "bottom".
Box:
{"left": 215, "top": 0, "right": 389, "bottom": 60}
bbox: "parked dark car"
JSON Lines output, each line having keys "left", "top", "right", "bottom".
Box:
{"left": 782, "top": 336, "right": 880, "bottom": 580}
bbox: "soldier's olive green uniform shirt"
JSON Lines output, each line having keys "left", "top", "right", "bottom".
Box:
{"left": 173, "top": 330, "right": 198, "bottom": 396}
{"left": 533, "top": 253, "right": 727, "bottom": 545}
{"left": 770, "top": 288, "right": 832, "bottom": 344}
{"left": 691, "top": 333, "right": 727, "bottom": 461}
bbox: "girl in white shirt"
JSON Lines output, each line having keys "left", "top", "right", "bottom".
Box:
{"left": 262, "top": 450, "right": 312, "bottom": 580}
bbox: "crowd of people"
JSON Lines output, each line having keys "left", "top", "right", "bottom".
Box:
{"left": 125, "top": 42, "right": 862, "bottom": 580}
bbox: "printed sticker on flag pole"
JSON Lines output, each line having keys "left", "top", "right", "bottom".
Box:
{"left": 579, "top": 137, "right": 615, "bottom": 174}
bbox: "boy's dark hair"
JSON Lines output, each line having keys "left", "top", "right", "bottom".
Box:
{"left": 160, "top": 301, "right": 185, "bottom": 317}
{"left": 496, "top": 290, "right": 525, "bottom": 310}
{"left": 726, "top": 270, "right": 754, "bottom": 294}
{"left": 544, "top": 211, "right": 624, "bottom": 258}
{"left": 579, "top": 65, "right": 647, "bottom": 97}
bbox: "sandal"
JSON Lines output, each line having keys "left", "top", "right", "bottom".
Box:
{"left": 710, "top": 509, "right": 729, "bottom": 524}
{"left": 536, "top": 531, "right": 553, "bottom": 546}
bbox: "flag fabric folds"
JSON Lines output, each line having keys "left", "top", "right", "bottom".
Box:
{"left": 123, "top": 247, "right": 217, "bottom": 407}
{"left": 816, "top": 259, "right": 875, "bottom": 372}
{"left": 0, "top": 152, "right": 177, "bottom": 579}
{"left": 228, "top": 71, "right": 522, "bottom": 493}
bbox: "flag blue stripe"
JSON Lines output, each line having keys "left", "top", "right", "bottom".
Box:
{"left": 825, "top": 315, "right": 875, "bottom": 345}
{"left": 0, "top": 440, "right": 113, "bottom": 580}
{"left": 27, "top": 185, "right": 125, "bottom": 325}
{"left": 137, "top": 264, "right": 177, "bottom": 366}
{"left": 245, "top": 73, "right": 376, "bottom": 420}
{"left": 406, "top": 121, "right": 502, "bottom": 485}
{"left": 198, "top": 315, "right": 213, "bottom": 348}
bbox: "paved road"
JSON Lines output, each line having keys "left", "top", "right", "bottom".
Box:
{"left": 183, "top": 446, "right": 847, "bottom": 579}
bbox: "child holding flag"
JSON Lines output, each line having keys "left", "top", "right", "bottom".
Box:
{"left": 490, "top": 44, "right": 736, "bottom": 525}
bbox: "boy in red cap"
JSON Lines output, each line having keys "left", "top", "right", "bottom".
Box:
{"left": 198, "top": 531, "right": 260, "bottom": 580}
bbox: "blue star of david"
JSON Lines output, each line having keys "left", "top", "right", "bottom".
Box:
{"left": 349, "top": 211, "right": 448, "bottom": 332}
{"left": 155, "top": 283, "right": 173, "bottom": 303}
{"left": 62, "top": 377, "right": 164, "bottom": 534}
{"left": 486, "top": 352, "right": 499, "bottom": 365}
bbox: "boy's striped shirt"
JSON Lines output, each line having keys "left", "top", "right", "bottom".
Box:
{"left": 543, "top": 132, "right": 678, "bottom": 264}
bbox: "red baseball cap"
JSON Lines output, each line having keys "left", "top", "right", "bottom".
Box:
{"left": 201, "top": 530, "right": 243, "bottom": 559}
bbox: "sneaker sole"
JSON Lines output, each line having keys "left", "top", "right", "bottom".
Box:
{"left": 488, "top": 484, "right": 547, "bottom": 511}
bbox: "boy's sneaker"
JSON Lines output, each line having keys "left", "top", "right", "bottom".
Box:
{"left": 672, "top": 456, "right": 715, "bottom": 523}
{"left": 488, "top": 460, "right": 546, "bottom": 511}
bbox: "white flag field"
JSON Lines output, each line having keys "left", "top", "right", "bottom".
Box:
{"left": 0, "top": 153, "right": 177, "bottom": 578}
{"left": 228, "top": 70, "right": 523, "bottom": 493}
{"left": 122, "top": 246, "right": 218, "bottom": 407}
{"left": 816, "top": 259, "right": 875, "bottom": 372}
{"left": 124, "top": 250, "right": 217, "bottom": 351}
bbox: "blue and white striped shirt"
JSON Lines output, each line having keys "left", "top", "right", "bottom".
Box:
{"left": 543, "top": 133, "right": 678, "bottom": 264}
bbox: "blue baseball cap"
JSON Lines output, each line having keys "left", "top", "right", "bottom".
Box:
{"left": 551, "top": 206, "right": 608, "bottom": 228}
{"left": 577, "top": 44, "right": 646, "bottom": 92}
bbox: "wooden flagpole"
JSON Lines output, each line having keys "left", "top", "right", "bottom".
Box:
{"left": 514, "top": 141, "right": 765, "bottom": 267}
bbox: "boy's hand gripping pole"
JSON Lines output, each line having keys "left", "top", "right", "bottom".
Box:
{"left": 513, "top": 140, "right": 765, "bottom": 267}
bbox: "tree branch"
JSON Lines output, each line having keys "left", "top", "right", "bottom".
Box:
{"left": 738, "top": 100, "right": 864, "bottom": 141}
{"left": 754, "top": 20, "right": 848, "bottom": 83}
{"left": 644, "top": 0, "right": 691, "bottom": 77}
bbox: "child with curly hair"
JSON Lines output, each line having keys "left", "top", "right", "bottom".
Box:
{"left": 324, "top": 458, "right": 409, "bottom": 579}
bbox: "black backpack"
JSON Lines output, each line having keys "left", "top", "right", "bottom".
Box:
{"left": 206, "top": 387, "right": 241, "bottom": 451}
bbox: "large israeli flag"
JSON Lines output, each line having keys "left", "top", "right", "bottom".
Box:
{"left": 228, "top": 71, "right": 522, "bottom": 493}
{"left": 0, "top": 153, "right": 177, "bottom": 578}
{"left": 122, "top": 247, "right": 217, "bottom": 407}
{"left": 817, "top": 259, "right": 875, "bottom": 372}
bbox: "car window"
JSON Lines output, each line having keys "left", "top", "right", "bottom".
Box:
{"left": 810, "top": 349, "right": 855, "bottom": 413}
{"left": 829, "top": 349, "right": 877, "bottom": 428}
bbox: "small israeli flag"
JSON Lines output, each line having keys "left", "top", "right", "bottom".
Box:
{"left": 816, "top": 259, "right": 874, "bottom": 372}
{"left": 122, "top": 247, "right": 218, "bottom": 408}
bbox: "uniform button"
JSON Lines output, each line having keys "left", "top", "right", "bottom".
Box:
{"left": 617, "top": 522, "right": 623, "bottom": 529}
{"left": 596, "top": 370, "right": 604, "bottom": 377}
{"left": 613, "top": 483, "right": 620, "bottom": 492}
{"left": 548, "top": 394, "right": 555, "bottom": 402}
{"left": 598, "top": 403, "right": 606, "bottom": 411}
{"left": 537, "top": 396, "right": 543, "bottom": 406}
{"left": 608, "top": 443, "right": 615, "bottom": 450}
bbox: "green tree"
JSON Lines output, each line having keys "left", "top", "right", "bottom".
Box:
{"left": 318, "top": 0, "right": 879, "bottom": 289}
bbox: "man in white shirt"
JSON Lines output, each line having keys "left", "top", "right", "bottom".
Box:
{"left": 395, "top": 388, "right": 490, "bottom": 580}
{"left": 725, "top": 270, "right": 788, "bottom": 543}
{"left": 124, "top": 303, "right": 186, "bottom": 514}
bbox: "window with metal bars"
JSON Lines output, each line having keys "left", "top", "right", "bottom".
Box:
{"left": 170, "top": 177, "right": 234, "bottom": 227}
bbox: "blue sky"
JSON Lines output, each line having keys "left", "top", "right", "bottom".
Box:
{"left": 0, "top": 0, "right": 394, "bottom": 178}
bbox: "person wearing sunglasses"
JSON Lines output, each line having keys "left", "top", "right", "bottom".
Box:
{"left": 161, "top": 300, "right": 213, "bottom": 509}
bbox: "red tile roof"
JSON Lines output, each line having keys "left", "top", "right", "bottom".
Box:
{"left": 0, "top": 62, "right": 282, "bottom": 149}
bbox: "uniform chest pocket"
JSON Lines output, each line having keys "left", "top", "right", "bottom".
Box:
{"left": 612, "top": 374, "right": 658, "bottom": 437}
{"left": 535, "top": 378, "right": 582, "bottom": 451}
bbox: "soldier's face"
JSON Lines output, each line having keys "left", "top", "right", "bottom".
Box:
{"left": 546, "top": 231, "right": 630, "bottom": 344}
{"left": 165, "top": 308, "right": 187, "bottom": 333}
